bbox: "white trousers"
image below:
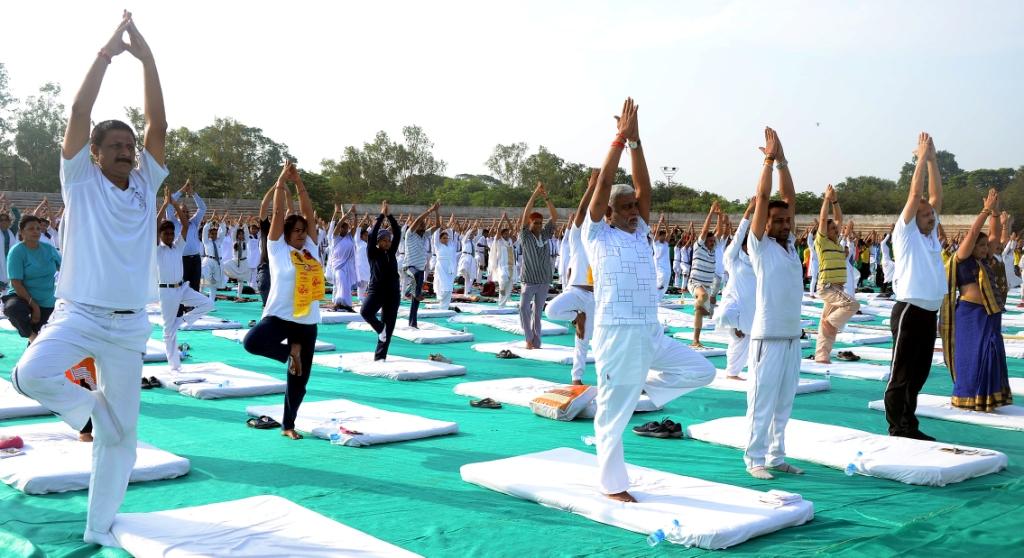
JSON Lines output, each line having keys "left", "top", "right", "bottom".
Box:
{"left": 201, "top": 257, "right": 225, "bottom": 298}
{"left": 724, "top": 327, "right": 750, "bottom": 378}
{"left": 808, "top": 261, "right": 819, "bottom": 296}
{"left": 656, "top": 266, "right": 670, "bottom": 300}
{"left": 11, "top": 300, "right": 150, "bottom": 540}
{"left": 332, "top": 268, "right": 356, "bottom": 306}
{"left": 545, "top": 286, "right": 594, "bottom": 382}
{"left": 743, "top": 338, "right": 801, "bottom": 469}
{"left": 159, "top": 285, "right": 214, "bottom": 370}
{"left": 592, "top": 324, "right": 715, "bottom": 494}
{"left": 437, "top": 289, "right": 453, "bottom": 309}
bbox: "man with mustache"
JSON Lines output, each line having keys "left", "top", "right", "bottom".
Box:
{"left": 9, "top": 11, "right": 168, "bottom": 548}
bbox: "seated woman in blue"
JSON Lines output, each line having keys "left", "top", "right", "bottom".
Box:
{"left": 3, "top": 215, "right": 61, "bottom": 343}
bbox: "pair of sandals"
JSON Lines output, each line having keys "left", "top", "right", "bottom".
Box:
{"left": 495, "top": 349, "right": 520, "bottom": 359}
{"left": 836, "top": 351, "right": 861, "bottom": 362}
{"left": 632, "top": 418, "right": 683, "bottom": 439}
{"left": 246, "top": 415, "right": 281, "bottom": 430}
{"left": 140, "top": 376, "right": 162, "bottom": 389}
{"left": 428, "top": 353, "right": 453, "bottom": 364}
{"left": 470, "top": 397, "right": 502, "bottom": 409}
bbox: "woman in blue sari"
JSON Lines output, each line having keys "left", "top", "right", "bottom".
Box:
{"left": 940, "top": 189, "right": 1012, "bottom": 412}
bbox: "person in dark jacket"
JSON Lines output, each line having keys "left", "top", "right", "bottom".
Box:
{"left": 360, "top": 201, "right": 402, "bottom": 361}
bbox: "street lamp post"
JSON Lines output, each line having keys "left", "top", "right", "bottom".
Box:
{"left": 660, "top": 166, "right": 678, "bottom": 188}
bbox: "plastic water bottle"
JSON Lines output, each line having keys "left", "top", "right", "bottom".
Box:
{"left": 647, "top": 519, "right": 681, "bottom": 546}
{"left": 825, "top": 369, "right": 831, "bottom": 381}
{"left": 845, "top": 451, "right": 863, "bottom": 476}
{"left": 581, "top": 435, "right": 596, "bottom": 446}
{"left": 329, "top": 432, "right": 343, "bottom": 445}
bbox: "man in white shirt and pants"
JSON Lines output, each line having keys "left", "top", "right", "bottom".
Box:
{"left": 744, "top": 127, "right": 805, "bottom": 480}
{"left": 885, "top": 132, "right": 947, "bottom": 442}
{"left": 584, "top": 99, "right": 714, "bottom": 502}
{"left": 11, "top": 13, "right": 167, "bottom": 547}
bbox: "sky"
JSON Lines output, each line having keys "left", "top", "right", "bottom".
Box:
{"left": 1, "top": 0, "right": 1022, "bottom": 199}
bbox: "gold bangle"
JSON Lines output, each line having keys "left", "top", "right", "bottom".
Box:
{"left": 764, "top": 156, "right": 776, "bottom": 165}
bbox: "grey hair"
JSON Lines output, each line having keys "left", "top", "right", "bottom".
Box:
{"left": 608, "top": 183, "right": 635, "bottom": 206}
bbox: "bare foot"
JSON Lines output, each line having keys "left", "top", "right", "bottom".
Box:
{"left": 814, "top": 360, "right": 832, "bottom": 365}
{"left": 573, "top": 313, "right": 586, "bottom": 340}
{"left": 79, "top": 432, "right": 94, "bottom": 442}
{"left": 287, "top": 344, "right": 303, "bottom": 376}
{"left": 726, "top": 376, "right": 746, "bottom": 381}
{"left": 690, "top": 342, "right": 706, "bottom": 350}
{"left": 282, "top": 429, "right": 303, "bottom": 440}
{"left": 571, "top": 379, "right": 584, "bottom": 386}
{"left": 525, "top": 341, "right": 535, "bottom": 350}
{"left": 606, "top": 491, "right": 637, "bottom": 503}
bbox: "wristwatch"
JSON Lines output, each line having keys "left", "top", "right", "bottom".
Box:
{"left": 627, "top": 139, "right": 641, "bottom": 149}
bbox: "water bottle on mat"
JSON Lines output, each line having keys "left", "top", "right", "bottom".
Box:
{"left": 647, "top": 519, "right": 682, "bottom": 546}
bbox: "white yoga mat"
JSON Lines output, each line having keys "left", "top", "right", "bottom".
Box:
{"left": 453, "top": 377, "right": 661, "bottom": 419}
{"left": 211, "top": 329, "right": 335, "bottom": 352}
{"left": 246, "top": 399, "right": 458, "bottom": 447}
{"left": 0, "top": 421, "right": 190, "bottom": 494}
{"left": 800, "top": 306, "right": 874, "bottom": 323}
{"left": 347, "top": 321, "right": 474, "bottom": 344}
{"left": 320, "top": 310, "right": 366, "bottom": 324}
{"left": 800, "top": 360, "right": 890, "bottom": 381}
{"left": 868, "top": 394, "right": 1024, "bottom": 431}
{"left": 834, "top": 327, "right": 892, "bottom": 345}
{"left": 707, "top": 371, "right": 830, "bottom": 394}
{"left": 460, "top": 447, "right": 814, "bottom": 549}
{"left": 449, "top": 314, "right": 568, "bottom": 336}
{"left": 399, "top": 308, "right": 456, "bottom": 319}
{"left": 148, "top": 315, "right": 243, "bottom": 330}
{"left": 0, "top": 378, "right": 48, "bottom": 420}
{"left": 686, "top": 417, "right": 1006, "bottom": 486}
{"left": 143, "top": 363, "right": 286, "bottom": 399}
{"left": 111, "top": 495, "right": 422, "bottom": 557}
{"left": 437, "top": 303, "right": 516, "bottom": 315}
{"left": 675, "top": 330, "right": 811, "bottom": 349}
{"left": 472, "top": 341, "right": 592, "bottom": 365}
{"left": 313, "top": 352, "right": 466, "bottom": 381}
{"left": 1011, "top": 377, "right": 1024, "bottom": 396}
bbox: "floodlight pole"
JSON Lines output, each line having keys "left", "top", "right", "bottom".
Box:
{"left": 660, "top": 166, "right": 678, "bottom": 188}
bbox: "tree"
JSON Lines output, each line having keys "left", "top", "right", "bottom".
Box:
{"left": 13, "top": 83, "right": 65, "bottom": 192}
{"left": 0, "top": 63, "right": 16, "bottom": 154}
{"left": 833, "top": 175, "right": 902, "bottom": 214}
{"left": 396, "top": 125, "right": 446, "bottom": 194}
{"left": 897, "top": 149, "right": 962, "bottom": 190}
{"left": 485, "top": 142, "right": 529, "bottom": 188}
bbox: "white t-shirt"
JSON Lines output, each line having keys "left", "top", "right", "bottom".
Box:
{"left": 58, "top": 146, "right": 168, "bottom": 309}
{"left": 565, "top": 223, "right": 592, "bottom": 288}
{"left": 720, "top": 219, "right": 755, "bottom": 332}
{"left": 263, "top": 236, "right": 322, "bottom": 325}
{"left": 156, "top": 236, "right": 186, "bottom": 284}
{"left": 749, "top": 231, "right": 802, "bottom": 340}
{"left": 582, "top": 216, "right": 657, "bottom": 326}
{"left": 653, "top": 240, "right": 671, "bottom": 273}
{"left": 892, "top": 212, "right": 946, "bottom": 311}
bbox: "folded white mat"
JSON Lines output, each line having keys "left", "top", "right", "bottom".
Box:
{"left": 398, "top": 307, "right": 456, "bottom": 318}
{"left": 686, "top": 417, "right": 1006, "bottom": 486}
{"left": 834, "top": 328, "right": 892, "bottom": 345}
{"left": 313, "top": 352, "right": 466, "bottom": 381}
{"left": 460, "top": 447, "right": 814, "bottom": 549}
{"left": 800, "top": 360, "right": 890, "bottom": 381}
{"left": 0, "top": 421, "right": 189, "bottom": 494}
{"left": 320, "top": 310, "right": 366, "bottom": 324}
{"left": 868, "top": 394, "right": 1024, "bottom": 431}
{"left": 449, "top": 314, "right": 568, "bottom": 336}
{"left": 147, "top": 315, "right": 243, "bottom": 330}
{"left": 436, "top": 303, "right": 516, "bottom": 315}
{"left": 246, "top": 399, "right": 458, "bottom": 447}
{"left": 472, "top": 341, "right": 593, "bottom": 365}
{"left": 800, "top": 306, "right": 874, "bottom": 322}
{"left": 453, "top": 377, "right": 660, "bottom": 419}
{"left": 1010, "top": 378, "right": 1024, "bottom": 396}
{"left": 142, "top": 339, "right": 169, "bottom": 362}
{"left": 144, "top": 363, "right": 286, "bottom": 399}
{"left": 674, "top": 330, "right": 811, "bottom": 349}
{"left": 830, "top": 347, "right": 945, "bottom": 366}
{"left": 211, "top": 329, "right": 335, "bottom": 352}
{"left": 656, "top": 307, "right": 703, "bottom": 328}
{"left": 347, "top": 321, "right": 474, "bottom": 344}
{"left": 111, "top": 495, "right": 422, "bottom": 557}
{"left": 659, "top": 301, "right": 687, "bottom": 309}
{"left": 866, "top": 299, "right": 897, "bottom": 309}
{"left": 707, "top": 370, "right": 830, "bottom": 394}
{"left": 0, "top": 378, "right": 48, "bottom": 419}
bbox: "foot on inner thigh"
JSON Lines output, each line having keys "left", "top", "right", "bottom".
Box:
{"left": 573, "top": 312, "right": 586, "bottom": 340}
{"left": 287, "top": 343, "right": 303, "bottom": 376}
{"left": 78, "top": 432, "right": 94, "bottom": 442}
{"left": 605, "top": 490, "right": 638, "bottom": 503}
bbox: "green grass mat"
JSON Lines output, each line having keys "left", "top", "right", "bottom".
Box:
{"left": 0, "top": 295, "right": 1022, "bottom": 557}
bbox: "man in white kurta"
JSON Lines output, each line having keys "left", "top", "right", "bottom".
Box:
{"left": 583, "top": 203, "right": 714, "bottom": 498}
{"left": 488, "top": 231, "right": 515, "bottom": 307}
{"left": 546, "top": 221, "right": 595, "bottom": 384}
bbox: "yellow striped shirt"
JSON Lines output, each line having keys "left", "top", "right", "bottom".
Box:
{"left": 814, "top": 232, "right": 848, "bottom": 285}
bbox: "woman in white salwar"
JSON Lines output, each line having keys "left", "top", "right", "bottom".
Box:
{"left": 488, "top": 213, "right": 516, "bottom": 307}
{"left": 457, "top": 219, "right": 480, "bottom": 294}
{"left": 328, "top": 204, "right": 358, "bottom": 311}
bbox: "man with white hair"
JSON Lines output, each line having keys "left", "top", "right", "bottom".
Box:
{"left": 743, "top": 127, "right": 804, "bottom": 480}
{"left": 583, "top": 98, "right": 714, "bottom": 502}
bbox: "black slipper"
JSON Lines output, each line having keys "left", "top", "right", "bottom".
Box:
{"left": 141, "top": 377, "right": 153, "bottom": 390}
{"left": 246, "top": 415, "right": 281, "bottom": 429}
{"left": 496, "top": 349, "right": 520, "bottom": 359}
{"left": 470, "top": 398, "right": 502, "bottom": 409}
{"left": 148, "top": 376, "right": 162, "bottom": 388}
{"left": 837, "top": 351, "right": 861, "bottom": 362}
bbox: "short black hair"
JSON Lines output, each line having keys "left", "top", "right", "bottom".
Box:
{"left": 90, "top": 120, "right": 136, "bottom": 147}
{"left": 284, "top": 215, "right": 308, "bottom": 238}
{"left": 158, "top": 220, "right": 176, "bottom": 233}
{"left": 19, "top": 215, "right": 41, "bottom": 231}
{"left": 768, "top": 200, "right": 789, "bottom": 211}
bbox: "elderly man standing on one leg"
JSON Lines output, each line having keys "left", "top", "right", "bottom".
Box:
{"left": 584, "top": 98, "right": 714, "bottom": 503}
{"left": 743, "top": 127, "right": 805, "bottom": 481}
{"left": 518, "top": 182, "right": 557, "bottom": 349}
{"left": 10, "top": 12, "right": 167, "bottom": 547}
